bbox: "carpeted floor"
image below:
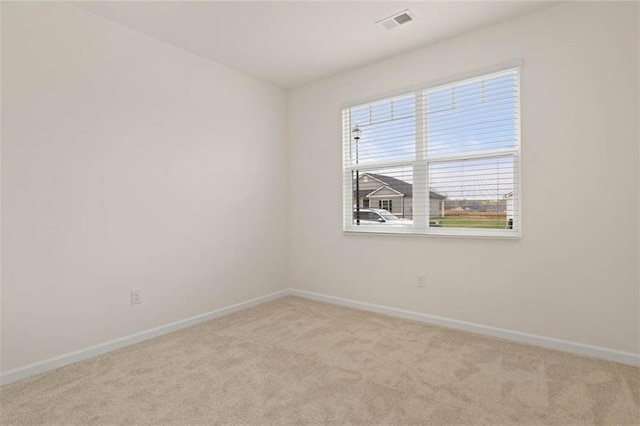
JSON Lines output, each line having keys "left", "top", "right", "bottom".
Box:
{"left": 1, "top": 296, "right": 638, "bottom": 425}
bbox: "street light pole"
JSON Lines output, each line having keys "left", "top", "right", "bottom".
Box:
{"left": 353, "top": 125, "right": 361, "bottom": 225}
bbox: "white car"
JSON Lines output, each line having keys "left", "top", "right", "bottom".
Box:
{"left": 353, "top": 208, "right": 412, "bottom": 225}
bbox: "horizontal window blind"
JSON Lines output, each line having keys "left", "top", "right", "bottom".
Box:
{"left": 343, "top": 67, "right": 520, "bottom": 236}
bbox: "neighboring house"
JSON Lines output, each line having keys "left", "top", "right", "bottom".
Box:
{"left": 504, "top": 191, "right": 514, "bottom": 228}
{"left": 354, "top": 173, "right": 446, "bottom": 219}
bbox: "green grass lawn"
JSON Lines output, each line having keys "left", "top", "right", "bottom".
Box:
{"left": 431, "top": 216, "right": 507, "bottom": 229}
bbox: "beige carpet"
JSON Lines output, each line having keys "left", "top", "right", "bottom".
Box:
{"left": 1, "top": 296, "right": 638, "bottom": 425}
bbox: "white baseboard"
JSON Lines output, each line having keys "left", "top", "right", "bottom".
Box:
{"left": 3, "top": 287, "right": 637, "bottom": 386}
{"left": 0, "top": 290, "right": 288, "bottom": 386}
{"left": 288, "top": 288, "right": 640, "bottom": 367}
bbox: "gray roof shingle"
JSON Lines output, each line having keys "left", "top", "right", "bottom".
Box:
{"left": 355, "top": 173, "right": 446, "bottom": 200}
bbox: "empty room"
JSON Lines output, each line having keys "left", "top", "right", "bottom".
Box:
{"left": 1, "top": 1, "right": 639, "bottom": 425}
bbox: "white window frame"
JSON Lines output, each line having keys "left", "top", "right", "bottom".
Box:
{"left": 378, "top": 199, "right": 392, "bottom": 211}
{"left": 342, "top": 61, "right": 522, "bottom": 239}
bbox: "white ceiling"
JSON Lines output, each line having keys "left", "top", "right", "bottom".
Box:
{"left": 75, "top": 1, "right": 554, "bottom": 89}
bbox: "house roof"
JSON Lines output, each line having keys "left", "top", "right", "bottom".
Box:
{"left": 367, "top": 185, "right": 404, "bottom": 197}
{"left": 358, "top": 173, "right": 446, "bottom": 200}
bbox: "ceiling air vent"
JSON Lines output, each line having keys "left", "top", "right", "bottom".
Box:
{"left": 377, "top": 10, "right": 416, "bottom": 30}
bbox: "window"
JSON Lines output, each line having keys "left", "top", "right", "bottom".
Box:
{"left": 343, "top": 65, "right": 520, "bottom": 237}
{"left": 379, "top": 200, "right": 392, "bottom": 211}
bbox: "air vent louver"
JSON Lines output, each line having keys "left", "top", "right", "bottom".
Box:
{"left": 377, "top": 10, "right": 415, "bottom": 30}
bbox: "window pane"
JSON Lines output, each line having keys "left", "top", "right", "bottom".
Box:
{"left": 428, "top": 156, "right": 516, "bottom": 229}
{"left": 350, "top": 94, "right": 415, "bottom": 165}
{"left": 427, "top": 70, "right": 518, "bottom": 157}
{"left": 350, "top": 166, "right": 414, "bottom": 225}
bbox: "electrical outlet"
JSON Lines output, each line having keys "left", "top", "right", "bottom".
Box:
{"left": 131, "top": 289, "right": 142, "bottom": 305}
{"left": 417, "top": 276, "right": 426, "bottom": 288}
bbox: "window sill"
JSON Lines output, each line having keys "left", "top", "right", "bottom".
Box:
{"left": 343, "top": 226, "right": 521, "bottom": 240}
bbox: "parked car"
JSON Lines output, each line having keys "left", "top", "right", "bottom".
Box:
{"left": 353, "top": 208, "right": 411, "bottom": 225}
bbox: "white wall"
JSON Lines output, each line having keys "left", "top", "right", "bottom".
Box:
{"left": 288, "top": 2, "right": 640, "bottom": 355}
{"left": 1, "top": 2, "right": 288, "bottom": 372}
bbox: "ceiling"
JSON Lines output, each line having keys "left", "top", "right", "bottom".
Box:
{"left": 74, "top": 1, "right": 554, "bottom": 89}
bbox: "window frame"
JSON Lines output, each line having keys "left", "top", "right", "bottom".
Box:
{"left": 378, "top": 199, "right": 393, "bottom": 212}
{"left": 342, "top": 61, "right": 522, "bottom": 239}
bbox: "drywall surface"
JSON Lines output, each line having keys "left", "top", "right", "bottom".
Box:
{"left": 637, "top": 3, "right": 640, "bottom": 358}
{"left": 1, "top": 2, "right": 288, "bottom": 372}
{"left": 288, "top": 2, "right": 640, "bottom": 354}
{"left": 0, "top": 0, "right": 4, "bottom": 376}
